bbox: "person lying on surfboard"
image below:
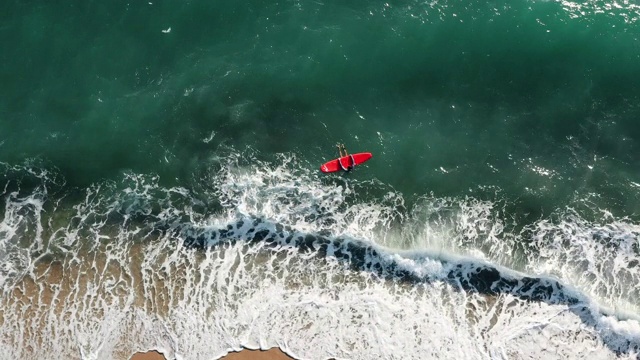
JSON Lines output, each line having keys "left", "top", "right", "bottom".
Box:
{"left": 337, "top": 143, "right": 354, "bottom": 172}
{"left": 319, "top": 145, "right": 372, "bottom": 173}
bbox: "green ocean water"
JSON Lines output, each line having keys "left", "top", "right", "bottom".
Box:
{"left": 4, "top": 2, "right": 640, "bottom": 359}
{"left": 2, "top": 0, "right": 640, "bottom": 214}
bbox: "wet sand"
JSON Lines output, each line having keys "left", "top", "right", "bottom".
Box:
{"left": 130, "top": 348, "right": 295, "bottom": 360}
{"left": 130, "top": 351, "right": 166, "bottom": 360}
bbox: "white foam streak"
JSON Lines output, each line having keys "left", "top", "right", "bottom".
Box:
{"left": 527, "top": 209, "right": 640, "bottom": 313}
{"left": 558, "top": 0, "right": 640, "bottom": 22}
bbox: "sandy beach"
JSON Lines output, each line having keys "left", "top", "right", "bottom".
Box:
{"left": 130, "top": 348, "right": 295, "bottom": 360}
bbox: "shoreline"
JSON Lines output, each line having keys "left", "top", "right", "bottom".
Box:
{"left": 130, "top": 348, "right": 295, "bottom": 360}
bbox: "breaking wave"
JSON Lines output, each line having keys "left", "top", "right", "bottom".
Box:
{"left": 0, "top": 152, "right": 639, "bottom": 359}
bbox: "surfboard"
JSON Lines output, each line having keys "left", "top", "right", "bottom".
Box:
{"left": 320, "top": 152, "right": 372, "bottom": 173}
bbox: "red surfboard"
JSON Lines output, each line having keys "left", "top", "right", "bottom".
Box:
{"left": 320, "top": 152, "right": 372, "bottom": 173}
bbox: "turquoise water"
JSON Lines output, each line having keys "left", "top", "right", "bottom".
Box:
{"left": 3, "top": 0, "right": 640, "bottom": 213}
{"left": 2, "top": 1, "right": 640, "bottom": 359}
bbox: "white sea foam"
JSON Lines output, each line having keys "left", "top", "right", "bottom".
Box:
{"left": 0, "top": 156, "right": 639, "bottom": 359}
{"left": 558, "top": 0, "right": 640, "bottom": 23}
{"left": 526, "top": 209, "right": 640, "bottom": 313}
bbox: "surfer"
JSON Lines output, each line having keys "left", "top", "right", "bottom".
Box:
{"left": 320, "top": 145, "right": 370, "bottom": 173}
{"left": 336, "top": 143, "right": 354, "bottom": 172}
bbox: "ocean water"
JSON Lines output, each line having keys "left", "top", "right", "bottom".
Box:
{"left": 2, "top": 0, "right": 640, "bottom": 359}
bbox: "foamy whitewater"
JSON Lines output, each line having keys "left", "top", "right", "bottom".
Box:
{"left": 1, "top": 150, "right": 639, "bottom": 360}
